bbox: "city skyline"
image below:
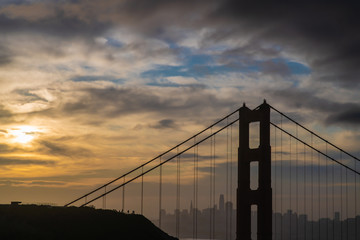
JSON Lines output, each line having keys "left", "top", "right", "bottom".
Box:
{"left": 157, "top": 193, "right": 360, "bottom": 240}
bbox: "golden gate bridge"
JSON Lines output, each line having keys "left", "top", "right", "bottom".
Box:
{"left": 65, "top": 101, "right": 359, "bottom": 240}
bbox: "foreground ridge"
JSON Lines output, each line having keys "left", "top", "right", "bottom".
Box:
{"left": 0, "top": 204, "right": 178, "bottom": 240}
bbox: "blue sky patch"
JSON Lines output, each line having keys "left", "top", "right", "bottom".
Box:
{"left": 141, "top": 47, "right": 310, "bottom": 84}
{"left": 106, "top": 37, "right": 123, "bottom": 48}
{"left": 286, "top": 61, "right": 311, "bottom": 75}
{"left": 72, "top": 75, "right": 124, "bottom": 83}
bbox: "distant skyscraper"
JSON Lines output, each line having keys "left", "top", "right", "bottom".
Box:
{"left": 219, "top": 194, "right": 224, "bottom": 213}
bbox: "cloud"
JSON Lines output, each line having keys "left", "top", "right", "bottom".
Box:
{"left": 268, "top": 87, "right": 360, "bottom": 126}
{"left": 59, "top": 85, "right": 237, "bottom": 122}
{"left": 36, "top": 139, "right": 92, "bottom": 158}
{"left": 0, "top": 105, "right": 14, "bottom": 123}
{"left": 0, "top": 157, "right": 55, "bottom": 166}
{"left": 150, "top": 119, "right": 177, "bottom": 129}
{"left": 326, "top": 107, "right": 360, "bottom": 125}
{"left": 211, "top": 0, "right": 360, "bottom": 87}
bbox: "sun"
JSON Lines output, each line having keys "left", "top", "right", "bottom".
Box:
{"left": 9, "top": 126, "right": 39, "bottom": 144}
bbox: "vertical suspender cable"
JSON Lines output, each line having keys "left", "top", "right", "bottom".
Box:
{"left": 355, "top": 155, "right": 358, "bottom": 240}
{"left": 311, "top": 134, "right": 314, "bottom": 239}
{"left": 122, "top": 176, "right": 125, "bottom": 211}
{"left": 141, "top": 166, "right": 144, "bottom": 215}
{"left": 193, "top": 137, "right": 196, "bottom": 239}
{"left": 274, "top": 125, "right": 277, "bottom": 238}
{"left": 209, "top": 128, "right": 213, "bottom": 240}
{"left": 226, "top": 118, "right": 229, "bottom": 240}
{"left": 197, "top": 143, "right": 200, "bottom": 239}
{"left": 179, "top": 151, "right": 181, "bottom": 238}
{"left": 212, "top": 135, "right": 216, "bottom": 238}
{"left": 340, "top": 152, "right": 343, "bottom": 239}
{"left": 325, "top": 142, "right": 328, "bottom": 240}
{"left": 280, "top": 115, "right": 283, "bottom": 240}
{"left": 304, "top": 143, "right": 307, "bottom": 240}
{"left": 103, "top": 186, "right": 106, "bottom": 209}
{"left": 318, "top": 151, "right": 320, "bottom": 240}
{"left": 195, "top": 142, "right": 199, "bottom": 239}
{"left": 230, "top": 123, "right": 233, "bottom": 240}
{"left": 296, "top": 125, "right": 299, "bottom": 240}
{"left": 290, "top": 135, "right": 292, "bottom": 240}
{"left": 331, "top": 149, "right": 335, "bottom": 239}
{"left": 346, "top": 159, "right": 349, "bottom": 240}
{"left": 159, "top": 157, "right": 162, "bottom": 228}
{"left": 176, "top": 147, "right": 180, "bottom": 238}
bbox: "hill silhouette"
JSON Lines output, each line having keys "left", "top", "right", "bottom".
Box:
{"left": 0, "top": 204, "right": 178, "bottom": 240}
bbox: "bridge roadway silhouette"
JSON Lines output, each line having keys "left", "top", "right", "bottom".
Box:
{"left": 65, "top": 101, "right": 360, "bottom": 240}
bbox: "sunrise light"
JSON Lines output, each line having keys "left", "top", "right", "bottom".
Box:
{"left": 9, "top": 126, "right": 39, "bottom": 144}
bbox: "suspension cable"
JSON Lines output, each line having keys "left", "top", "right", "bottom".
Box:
{"left": 270, "top": 123, "right": 360, "bottom": 176}
{"left": 269, "top": 105, "right": 360, "bottom": 163}
{"left": 65, "top": 108, "right": 241, "bottom": 207}
{"left": 80, "top": 118, "right": 239, "bottom": 207}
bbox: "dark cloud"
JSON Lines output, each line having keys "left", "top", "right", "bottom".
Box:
{"left": 61, "top": 86, "right": 237, "bottom": 121}
{"left": 0, "top": 157, "right": 55, "bottom": 166}
{"left": 0, "top": 179, "right": 65, "bottom": 186}
{"left": 0, "top": 143, "right": 22, "bottom": 154}
{"left": 0, "top": 105, "right": 14, "bottom": 123}
{"left": 1, "top": 0, "right": 358, "bottom": 88}
{"left": 150, "top": 119, "right": 177, "bottom": 129}
{"left": 28, "top": 181, "right": 65, "bottom": 186}
{"left": 326, "top": 107, "right": 360, "bottom": 125}
{"left": 269, "top": 88, "right": 360, "bottom": 126}
{"left": 0, "top": 45, "right": 12, "bottom": 66}
{"left": 0, "top": 4, "right": 110, "bottom": 38}
{"left": 36, "top": 140, "right": 92, "bottom": 157}
{"left": 211, "top": 0, "right": 360, "bottom": 87}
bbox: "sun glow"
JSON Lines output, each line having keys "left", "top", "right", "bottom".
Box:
{"left": 9, "top": 126, "right": 39, "bottom": 144}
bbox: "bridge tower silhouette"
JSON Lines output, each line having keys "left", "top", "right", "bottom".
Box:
{"left": 237, "top": 102, "right": 272, "bottom": 240}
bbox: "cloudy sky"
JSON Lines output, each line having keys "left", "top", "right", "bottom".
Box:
{"left": 0, "top": 0, "right": 359, "bottom": 206}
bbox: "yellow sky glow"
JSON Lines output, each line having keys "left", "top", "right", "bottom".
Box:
{"left": 8, "top": 126, "right": 40, "bottom": 144}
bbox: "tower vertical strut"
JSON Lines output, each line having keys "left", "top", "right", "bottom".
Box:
{"left": 237, "top": 101, "right": 272, "bottom": 240}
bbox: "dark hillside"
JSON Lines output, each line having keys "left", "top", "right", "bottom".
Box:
{"left": 0, "top": 204, "right": 177, "bottom": 240}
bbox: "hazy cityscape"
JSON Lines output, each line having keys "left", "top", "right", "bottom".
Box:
{"left": 155, "top": 194, "right": 360, "bottom": 240}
